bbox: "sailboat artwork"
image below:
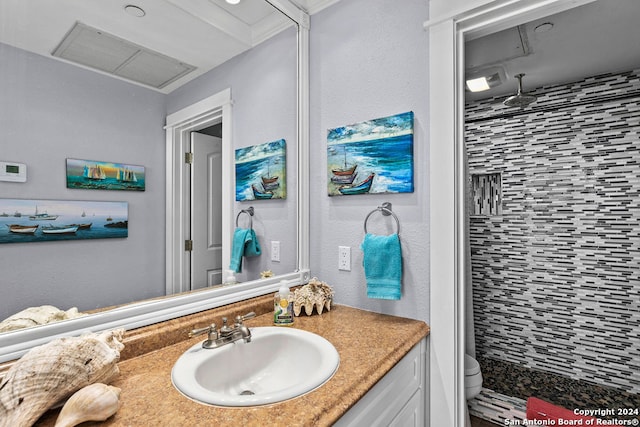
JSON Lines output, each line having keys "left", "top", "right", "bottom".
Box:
{"left": 327, "top": 111, "right": 414, "bottom": 196}
{"left": 235, "top": 139, "right": 286, "bottom": 201}
{"left": 66, "top": 158, "right": 145, "bottom": 191}
{"left": 0, "top": 198, "right": 128, "bottom": 244}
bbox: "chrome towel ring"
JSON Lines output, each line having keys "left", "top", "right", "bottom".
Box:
{"left": 364, "top": 202, "right": 400, "bottom": 235}
{"left": 235, "top": 206, "right": 254, "bottom": 229}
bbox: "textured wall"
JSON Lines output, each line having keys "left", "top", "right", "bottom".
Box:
{"left": 309, "top": 0, "right": 430, "bottom": 322}
{"left": 465, "top": 70, "right": 640, "bottom": 393}
{"left": 0, "top": 42, "right": 167, "bottom": 316}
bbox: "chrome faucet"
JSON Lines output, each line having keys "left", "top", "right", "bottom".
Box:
{"left": 189, "top": 312, "right": 256, "bottom": 349}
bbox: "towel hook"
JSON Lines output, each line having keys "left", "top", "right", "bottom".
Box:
{"left": 364, "top": 202, "right": 400, "bottom": 235}
{"left": 235, "top": 206, "right": 254, "bottom": 229}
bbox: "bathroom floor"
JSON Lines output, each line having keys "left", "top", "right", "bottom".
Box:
{"left": 471, "top": 415, "right": 500, "bottom": 426}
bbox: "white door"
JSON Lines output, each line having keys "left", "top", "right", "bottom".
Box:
{"left": 191, "top": 132, "right": 223, "bottom": 289}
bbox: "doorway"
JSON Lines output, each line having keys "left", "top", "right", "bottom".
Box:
{"left": 165, "top": 88, "right": 233, "bottom": 296}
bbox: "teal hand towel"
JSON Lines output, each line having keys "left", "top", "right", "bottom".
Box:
{"left": 360, "top": 233, "right": 402, "bottom": 300}
{"left": 229, "top": 228, "right": 262, "bottom": 273}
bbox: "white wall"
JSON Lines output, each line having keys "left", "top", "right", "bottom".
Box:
{"left": 0, "top": 42, "right": 167, "bottom": 318}
{"left": 309, "top": 0, "right": 430, "bottom": 322}
{"left": 166, "top": 27, "right": 299, "bottom": 281}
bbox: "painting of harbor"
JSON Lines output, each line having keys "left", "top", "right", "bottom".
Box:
{"left": 66, "top": 158, "right": 145, "bottom": 191}
{"left": 0, "top": 199, "right": 128, "bottom": 244}
{"left": 235, "top": 139, "right": 286, "bottom": 201}
{"left": 327, "top": 111, "right": 414, "bottom": 196}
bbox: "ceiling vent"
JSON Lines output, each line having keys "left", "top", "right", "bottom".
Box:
{"left": 52, "top": 22, "right": 196, "bottom": 90}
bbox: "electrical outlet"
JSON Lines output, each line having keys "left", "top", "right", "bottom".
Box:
{"left": 338, "top": 246, "right": 351, "bottom": 271}
{"left": 271, "top": 241, "right": 280, "bottom": 262}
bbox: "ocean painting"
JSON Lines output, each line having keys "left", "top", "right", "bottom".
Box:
{"left": 0, "top": 199, "right": 128, "bottom": 244}
{"left": 235, "top": 139, "right": 286, "bottom": 201}
{"left": 327, "top": 111, "right": 414, "bottom": 196}
{"left": 66, "top": 158, "right": 145, "bottom": 191}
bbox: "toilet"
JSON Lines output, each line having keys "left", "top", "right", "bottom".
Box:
{"left": 465, "top": 354, "right": 483, "bottom": 400}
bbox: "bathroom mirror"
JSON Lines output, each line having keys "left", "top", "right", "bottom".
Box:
{"left": 0, "top": 0, "right": 309, "bottom": 361}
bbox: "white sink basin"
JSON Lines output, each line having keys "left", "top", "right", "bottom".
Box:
{"left": 171, "top": 326, "right": 340, "bottom": 406}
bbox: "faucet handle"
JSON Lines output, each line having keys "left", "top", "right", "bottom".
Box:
{"left": 189, "top": 323, "right": 216, "bottom": 338}
{"left": 235, "top": 312, "right": 256, "bottom": 325}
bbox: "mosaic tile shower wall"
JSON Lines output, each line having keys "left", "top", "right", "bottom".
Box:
{"left": 465, "top": 70, "right": 640, "bottom": 395}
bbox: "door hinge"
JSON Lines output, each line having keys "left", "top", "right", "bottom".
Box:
{"left": 185, "top": 239, "right": 193, "bottom": 251}
{"left": 185, "top": 152, "right": 193, "bottom": 164}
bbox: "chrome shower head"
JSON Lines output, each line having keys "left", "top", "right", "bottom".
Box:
{"left": 503, "top": 73, "right": 537, "bottom": 108}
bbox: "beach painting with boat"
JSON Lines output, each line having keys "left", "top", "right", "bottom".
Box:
{"left": 66, "top": 158, "right": 145, "bottom": 191}
{"left": 327, "top": 111, "right": 414, "bottom": 196}
{"left": 235, "top": 139, "right": 286, "bottom": 201}
{"left": 0, "top": 198, "right": 128, "bottom": 244}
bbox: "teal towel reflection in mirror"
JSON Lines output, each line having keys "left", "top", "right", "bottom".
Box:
{"left": 360, "top": 233, "right": 402, "bottom": 300}
{"left": 230, "top": 228, "right": 262, "bottom": 273}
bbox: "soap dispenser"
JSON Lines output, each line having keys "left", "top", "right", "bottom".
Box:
{"left": 274, "top": 281, "right": 294, "bottom": 326}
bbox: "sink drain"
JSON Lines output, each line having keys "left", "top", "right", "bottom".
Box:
{"left": 240, "top": 390, "right": 255, "bottom": 396}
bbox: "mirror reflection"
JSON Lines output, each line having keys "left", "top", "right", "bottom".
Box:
{"left": 0, "top": 0, "right": 299, "bottom": 333}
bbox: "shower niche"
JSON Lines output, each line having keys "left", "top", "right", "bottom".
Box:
{"left": 470, "top": 173, "right": 502, "bottom": 216}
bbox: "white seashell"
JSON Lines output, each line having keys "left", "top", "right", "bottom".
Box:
{"left": 0, "top": 305, "right": 86, "bottom": 333}
{"left": 0, "top": 329, "right": 125, "bottom": 427}
{"left": 54, "top": 383, "right": 121, "bottom": 427}
{"left": 292, "top": 277, "right": 334, "bottom": 316}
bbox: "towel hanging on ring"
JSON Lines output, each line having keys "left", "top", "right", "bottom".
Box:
{"left": 360, "top": 203, "right": 402, "bottom": 300}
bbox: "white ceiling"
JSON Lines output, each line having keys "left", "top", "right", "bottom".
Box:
{"left": 465, "top": 0, "right": 640, "bottom": 102}
{"left": 0, "top": 0, "right": 338, "bottom": 93}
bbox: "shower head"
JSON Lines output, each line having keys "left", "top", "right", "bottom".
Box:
{"left": 503, "top": 73, "right": 537, "bottom": 108}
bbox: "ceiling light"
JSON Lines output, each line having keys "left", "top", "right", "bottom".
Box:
{"left": 465, "top": 68, "right": 505, "bottom": 92}
{"left": 225, "top": 0, "right": 241, "bottom": 4}
{"left": 466, "top": 77, "right": 491, "bottom": 92}
{"left": 534, "top": 22, "right": 554, "bottom": 33}
{"left": 124, "top": 5, "right": 146, "bottom": 17}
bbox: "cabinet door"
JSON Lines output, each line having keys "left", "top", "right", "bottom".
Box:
{"left": 390, "top": 390, "right": 423, "bottom": 427}
{"left": 334, "top": 338, "right": 427, "bottom": 426}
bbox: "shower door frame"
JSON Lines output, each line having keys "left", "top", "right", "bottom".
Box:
{"left": 426, "top": 0, "right": 597, "bottom": 425}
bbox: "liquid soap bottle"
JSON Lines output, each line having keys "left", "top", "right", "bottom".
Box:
{"left": 274, "top": 281, "right": 294, "bottom": 326}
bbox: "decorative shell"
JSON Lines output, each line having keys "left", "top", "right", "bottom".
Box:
{"left": 0, "top": 305, "right": 86, "bottom": 333}
{"left": 55, "top": 383, "right": 121, "bottom": 427}
{"left": 0, "top": 329, "right": 125, "bottom": 427}
{"left": 292, "top": 277, "right": 334, "bottom": 316}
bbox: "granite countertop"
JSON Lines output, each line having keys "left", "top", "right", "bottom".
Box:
{"left": 33, "top": 300, "right": 429, "bottom": 427}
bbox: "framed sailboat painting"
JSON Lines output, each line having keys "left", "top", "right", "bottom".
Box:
{"left": 327, "top": 111, "right": 414, "bottom": 196}
{"left": 0, "top": 198, "right": 128, "bottom": 244}
{"left": 66, "top": 158, "right": 145, "bottom": 191}
{"left": 235, "top": 139, "right": 286, "bottom": 201}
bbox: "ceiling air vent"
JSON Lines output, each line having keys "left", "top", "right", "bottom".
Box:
{"left": 52, "top": 22, "right": 196, "bottom": 90}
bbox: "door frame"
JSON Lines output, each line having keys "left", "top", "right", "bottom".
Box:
{"left": 426, "top": 0, "right": 596, "bottom": 425}
{"left": 165, "top": 88, "right": 233, "bottom": 295}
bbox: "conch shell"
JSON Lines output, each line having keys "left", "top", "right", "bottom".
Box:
{"left": 55, "top": 383, "right": 121, "bottom": 427}
{"left": 0, "top": 329, "right": 125, "bottom": 427}
{"left": 0, "top": 305, "right": 86, "bottom": 333}
{"left": 292, "top": 277, "right": 334, "bottom": 316}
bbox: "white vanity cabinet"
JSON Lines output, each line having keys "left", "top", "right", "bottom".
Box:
{"left": 334, "top": 338, "right": 428, "bottom": 427}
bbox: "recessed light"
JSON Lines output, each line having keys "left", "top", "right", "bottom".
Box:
{"left": 534, "top": 22, "right": 554, "bottom": 33}
{"left": 225, "top": 0, "right": 241, "bottom": 4}
{"left": 124, "top": 5, "right": 146, "bottom": 17}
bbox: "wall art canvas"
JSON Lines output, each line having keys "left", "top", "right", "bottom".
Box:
{"left": 327, "top": 111, "right": 414, "bottom": 196}
{"left": 66, "top": 158, "right": 145, "bottom": 191}
{"left": 235, "top": 139, "right": 286, "bottom": 201}
{"left": 0, "top": 198, "right": 128, "bottom": 244}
